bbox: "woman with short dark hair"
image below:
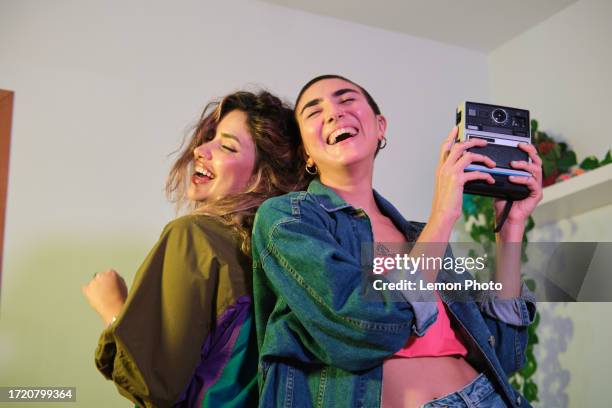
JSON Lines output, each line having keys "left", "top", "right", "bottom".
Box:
{"left": 253, "top": 75, "right": 541, "bottom": 407}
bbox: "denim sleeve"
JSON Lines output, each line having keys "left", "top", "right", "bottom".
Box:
{"left": 385, "top": 270, "right": 439, "bottom": 336}
{"left": 438, "top": 244, "right": 537, "bottom": 327}
{"left": 478, "top": 282, "right": 537, "bottom": 326}
{"left": 479, "top": 285, "right": 537, "bottom": 375}
{"left": 253, "top": 198, "right": 424, "bottom": 372}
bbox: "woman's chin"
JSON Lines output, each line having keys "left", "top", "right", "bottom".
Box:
{"left": 329, "top": 151, "right": 374, "bottom": 169}
{"left": 187, "top": 187, "right": 208, "bottom": 202}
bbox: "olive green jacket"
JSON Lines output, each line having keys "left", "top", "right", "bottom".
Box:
{"left": 95, "top": 215, "right": 258, "bottom": 407}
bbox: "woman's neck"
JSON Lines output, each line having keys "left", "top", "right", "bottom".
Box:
{"left": 319, "top": 163, "right": 381, "bottom": 217}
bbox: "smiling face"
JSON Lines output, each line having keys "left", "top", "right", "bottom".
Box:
{"left": 187, "top": 109, "right": 257, "bottom": 202}
{"left": 295, "top": 78, "right": 386, "bottom": 176}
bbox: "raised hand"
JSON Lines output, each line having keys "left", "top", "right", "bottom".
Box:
{"left": 494, "top": 143, "right": 544, "bottom": 236}
{"left": 430, "top": 127, "right": 496, "bottom": 226}
{"left": 82, "top": 269, "right": 128, "bottom": 326}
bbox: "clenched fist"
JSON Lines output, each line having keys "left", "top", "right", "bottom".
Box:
{"left": 82, "top": 269, "right": 128, "bottom": 326}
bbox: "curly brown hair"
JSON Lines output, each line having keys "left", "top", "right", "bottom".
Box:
{"left": 166, "top": 90, "right": 308, "bottom": 253}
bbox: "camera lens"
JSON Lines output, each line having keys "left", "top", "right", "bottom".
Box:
{"left": 492, "top": 109, "right": 507, "bottom": 123}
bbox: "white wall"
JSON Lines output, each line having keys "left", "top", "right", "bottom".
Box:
{"left": 489, "top": 0, "right": 612, "bottom": 406}
{"left": 0, "top": 0, "right": 489, "bottom": 406}
{"left": 489, "top": 0, "right": 611, "bottom": 160}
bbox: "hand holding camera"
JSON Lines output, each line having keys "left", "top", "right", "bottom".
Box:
{"left": 430, "top": 127, "right": 496, "bottom": 227}
{"left": 493, "top": 142, "right": 543, "bottom": 237}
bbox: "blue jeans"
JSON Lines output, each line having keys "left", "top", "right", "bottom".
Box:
{"left": 421, "top": 373, "right": 506, "bottom": 407}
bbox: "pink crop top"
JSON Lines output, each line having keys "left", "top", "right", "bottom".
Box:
{"left": 394, "top": 295, "right": 468, "bottom": 358}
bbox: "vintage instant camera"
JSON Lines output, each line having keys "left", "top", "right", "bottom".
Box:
{"left": 455, "top": 101, "right": 531, "bottom": 200}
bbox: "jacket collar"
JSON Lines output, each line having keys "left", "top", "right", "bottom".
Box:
{"left": 307, "top": 178, "right": 352, "bottom": 212}
{"left": 306, "top": 178, "right": 422, "bottom": 240}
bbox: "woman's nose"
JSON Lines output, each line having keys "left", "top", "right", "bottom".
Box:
{"left": 325, "top": 108, "right": 344, "bottom": 124}
{"left": 193, "top": 142, "right": 212, "bottom": 160}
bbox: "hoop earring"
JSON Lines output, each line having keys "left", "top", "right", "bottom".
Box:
{"left": 305, "top": 163, "right": 318, "bottom": 175}
{"left": 379, "top": 137, "right": 387, "bottom": 150}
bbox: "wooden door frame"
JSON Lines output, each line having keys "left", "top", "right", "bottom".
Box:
{"left": 0, "top": 89, "right": 14, "bottom": 293}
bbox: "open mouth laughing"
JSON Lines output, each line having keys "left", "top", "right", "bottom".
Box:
{"left": 327, "top": 127, "right": 358, "bottom": 145}
{"left": 192, "top": 164, "right": 215, "bottom": 184}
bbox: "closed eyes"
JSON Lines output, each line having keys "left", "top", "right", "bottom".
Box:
{"left": 303, "top": 97, "right": 356, "bottom": 120}
{"left": 306, "top": 110, "right": 321, "bottom": 119}
{"left": 222, "top": 145, "right": 238, "bottom": 153}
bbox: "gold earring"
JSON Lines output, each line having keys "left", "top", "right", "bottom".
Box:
{"left": 379, "top": 137, "right": 387, "bottom": 150}
{"left": 305, "top": 162, "right": 318, "bottom": 175}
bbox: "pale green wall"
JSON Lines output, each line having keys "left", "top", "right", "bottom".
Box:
{"left": 1, "top": 233, "right": 153, "bottom": 406}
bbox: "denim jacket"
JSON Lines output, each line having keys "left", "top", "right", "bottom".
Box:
{"left": 252, "top": 179, "right": 536, "bottom": 408}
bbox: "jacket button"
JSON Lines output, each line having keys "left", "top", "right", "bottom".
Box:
{"left": 488, "top": 335, "right": 495, "bottom": 347}
{"left": 516, "top": 395, "right": 521, "bottom": 405}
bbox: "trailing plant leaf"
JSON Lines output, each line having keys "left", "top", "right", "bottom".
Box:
{"left": 523, "top": 380, "right": 539, "bottom": 402}
{"left": 580, "top": 155, "right": 600, "bottom": 170}
{"left": 525, "top": 216, "right": 535, "bottom": 232}
{"left": 520, "top": 350, "right": 537, "bottom": 378}
{"left": 462, "top": 194, "right": 478, "bottom": 218}
{"left": 601, "top": 149, "right": 612, "bottom": 165}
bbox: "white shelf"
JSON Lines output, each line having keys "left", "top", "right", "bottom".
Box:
{"left": 532, "top": 164, "right": 612, "bottom": 225}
